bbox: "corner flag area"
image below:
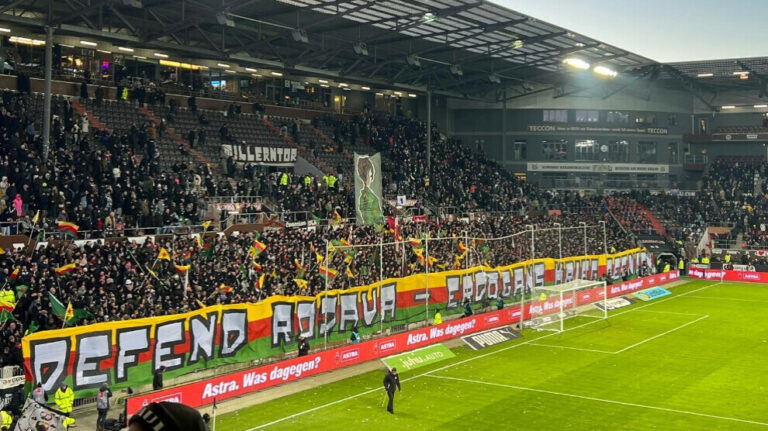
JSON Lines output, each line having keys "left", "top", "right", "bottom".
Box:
{"left": 213, "top": 280, "right": 768, "bottom": 430}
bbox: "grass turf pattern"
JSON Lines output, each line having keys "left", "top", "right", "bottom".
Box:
{"left": 214, "top": 280, "right": 768, "bottom": 430}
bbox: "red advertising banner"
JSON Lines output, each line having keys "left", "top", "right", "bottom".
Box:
{"left": 126, "top": 271, "right": 678, "bottom": 417}
{"left": 688, "top": 268, "right": 768, "bottom": 283}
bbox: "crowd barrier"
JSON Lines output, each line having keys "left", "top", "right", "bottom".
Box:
{"left": 125, "top": 270, "right": 679, "bottom": 417}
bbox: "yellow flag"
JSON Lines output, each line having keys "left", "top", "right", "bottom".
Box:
{"left": 0, "top": 247, "right": 4, "bottom": 255}
{"left": 346, "top": 266, "right": 354, "bottom": 279}
{"left": 31, "top": 210, "right": 40, "bottom": 224}
{"left": 64, "top": 302, "right": 74, "bottom": 321}
{"left": 197, "top": 235, "right": 204, "bottom": 249}
{"left": 202, "top": 220, "right": 211, "bottom": 230}
{"left": 315, "top": 252, "right": 324, "bottom": 264}
{"left": 158, "top": 248, "right": 171, "bottom": 260}
{"left": 257, "top": 273, "right": 266, "bottom": 289}
{"left": 294, "top": 278, "right": 308, "bottom": 290}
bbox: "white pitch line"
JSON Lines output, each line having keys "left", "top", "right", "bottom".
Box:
{"left": 687, "top": 295, "right": 768, "bottom": 304}
{"left": 614, "top": 314, "right": 709, "bottom": 354}
{"left": 633, "top": 309, "right": 706, "bottom": 316}
{"left": 528, "top": 343, "right": 616, "bottom": 354}
{"left": 427, "top": 375, "right": 768, "bottom": 428}
{"left": 247, "top": 280, "right": 719, "bottom": 430}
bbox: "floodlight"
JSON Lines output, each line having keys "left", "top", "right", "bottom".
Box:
{"left": 593, "top": 65, "right": 618, "bottom": 78}
{"left": 563, "top": 58, "right": 590, "bottom": 70}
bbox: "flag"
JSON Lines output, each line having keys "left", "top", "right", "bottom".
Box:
{"left": 197, "top": 235, "right": 204, "bottom": 249}
{"left": 158, "top": 247, "right": 171, "bottom": 260}
{"left": 64, "top": 302, "right": 74, "bottom": 322}
{"left": 31, "top": 210, "right": 40, "bottom": 224}
{"left": 54, "top": 263, "right": 76, "bottom": 275}
{"left": 257, "top": 274, "right": 266, "bottom": 290}
{"left": 248, "top": 246, "right": 258, "bottom": 258}
{"left": 0, "top": 301, "right": 13, "bottom": 313}
{"left": 457, "top": 241, "right": 468, "bottom": 253}
{"left": 428, "top": 256, "right": 438, "bottom": 267}
{"left": 252, "top": 261, "right": 263, "bottom": 272}
{"left": 345, "top": 266, "right": 354, "bottom": 279}
{"left": 57, "top": 221, "right": 79, "bottom": 237}
{"left": 328, "top": 242, "right": 336, "bottom": 254}
{"left": 15, "top": 284, "right": 29, "bottom": 298}
{"left": 217, "top": 284, "right": 232, "bottom": 294}
{"left": 294, "top": 259, "right": 303, "bottom": 271}
{"left": 196, "top": 299, "right": 206, "bottom": 309}
{"left": 146, "top": 266, "right": 158, "bottom": 278}
{"left": 202, "top": 220, "right": 211, "bottom": 230}
{"left": 25, "top": 320, "right": 40, "bottom": 335}
{"left": 253, "top": 240, "right": 267, "bottom": 253}
{"left": 175, "top": 264, "right": 191, "bottom": 274}
{"left": 48, "top": 292, "right": 66, "bottom": 319}
{"left": 344, "top": 254, "right": 353, "bottom": 264}
{"left": 315, "top": 252, "right": 324, "bottom": 264}
{"left": 408, "top": 237, "right": 422, "bottom": 247}
{"left": 413, "top": 248, "right": 424, "bottom": 265}
{"left": 294, "top": 278, "right": 308, "bottom": 290}
{"left": 319, "top": 266, "right": 338, "bottom": 279}
{"left": 0, "top": 310, "right": 17, "bottom": 323}
{"left": 332, "top": 210, "right": 342, "bottom": 226}
{"left": 10, "top": 268, "right": 19, "bottom": 280}
{"left": 0, "top": 247, "right": 4, "bottom": 255}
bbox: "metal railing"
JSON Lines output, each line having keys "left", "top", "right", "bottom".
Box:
{"left": 684, "top": 154, "right": 709, "bottom": 164}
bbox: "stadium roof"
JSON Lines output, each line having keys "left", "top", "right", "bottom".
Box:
{"left": 2, "top": 0, "right": 758, "bottom": 105}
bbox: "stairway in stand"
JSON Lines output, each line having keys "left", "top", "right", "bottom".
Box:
{"left": 138, "top": 106, "right": 219, "bottom": 173}
{"left": 262, "top": 118, "right": 337, "bottom": 174}
{"left": 71, "top": 101, "right": 109, "bottom": 132}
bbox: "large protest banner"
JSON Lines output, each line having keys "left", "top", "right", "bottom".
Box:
{"left": 22, "top": 248, "right": 648, "bottom": 398}
{"left": 354, "top": 153, "right": 384, "bottom": 225}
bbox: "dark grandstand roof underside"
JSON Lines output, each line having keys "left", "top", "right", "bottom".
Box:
{"left": 0, "top": 0, "right": 765, "bottom": 102}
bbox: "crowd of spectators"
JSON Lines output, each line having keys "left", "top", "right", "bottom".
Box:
{"left": 0, "top": 90, "right": 640, "bottom": 371}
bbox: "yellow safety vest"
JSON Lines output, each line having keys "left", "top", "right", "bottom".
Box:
{"left": 280, "top": 173, "right": 288, "bottom": 186}
{"left": 433, "top": 312, "right": 442, "bottom": 325}
{"left": 1, "top": 410, "right": 12, "bottom": 428}
{"left": 701, "top": 257, "right": 710, "bottom": 264}
{"left": 663, "top": 264, "right": 671, "bottom": 272}
{"left": 678, "top": 260, "right": 685, "bottom": 269}
{"left": 691, "top": 258, "right": 699, "bottom": 264}
{"left": 0, "top": 289, "right": 14, "bottom": 303}
{"left": 328, "top": 176, "right": 337, "bottom": 187}
{"left": 55, "top": 387, "right": 74, "bottom": 413}
{"left": 724, "top": 255, "right": 731, "bottom": 263}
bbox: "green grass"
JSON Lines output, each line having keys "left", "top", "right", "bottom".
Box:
{"left": 215, "top": 280, "right": 768, "bottom": 430}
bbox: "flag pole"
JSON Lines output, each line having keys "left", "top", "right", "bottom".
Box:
{"left": 425, "top": 230, "right": 430, "bottom": 324}
{"left": 323, "top": 238, "right": 329, "bottom": 351}
{"left": 379, "top": 236, "right": 384, "bottom": 334}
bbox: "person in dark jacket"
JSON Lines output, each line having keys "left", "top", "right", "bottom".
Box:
{"left": 297, "top": 336, "right": 310, "bottom": 357}
{"left": 129, "top": 402, "right": 206, "bottom": 431}
{"left": 382, "top": 368, "right": 401, "bottom": 414}
{"left": 152, "top": 366, "right": 165, "bottom": 390}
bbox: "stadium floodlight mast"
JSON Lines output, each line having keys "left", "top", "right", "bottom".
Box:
{"left": 578, "top": 222, "right": 587, "bottom": 255}
{"left": 553, "top": 222, "right": 562, "bottom": 259}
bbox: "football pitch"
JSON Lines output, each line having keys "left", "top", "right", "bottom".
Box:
{"left": 215, "top": 279, "right": 768, "bottom": 430}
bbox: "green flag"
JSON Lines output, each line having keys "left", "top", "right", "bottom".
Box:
{"left": 49, "top": 292, "right": 67, "bottom": 319}
{"left": 25, "top": 320, "right": 39, "bottom": 335}
{"left": 0, "top": 310, "right": 17, "bottom": 323}
{"left": 48, "top": 292, "right": 92, "bottom": 325}
{"left": 15, "top": 284, "right": 29, "bottom": 299}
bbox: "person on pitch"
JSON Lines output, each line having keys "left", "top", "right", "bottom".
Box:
{"left": 382, "top": 367, "right": 401, "bottom": 414}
